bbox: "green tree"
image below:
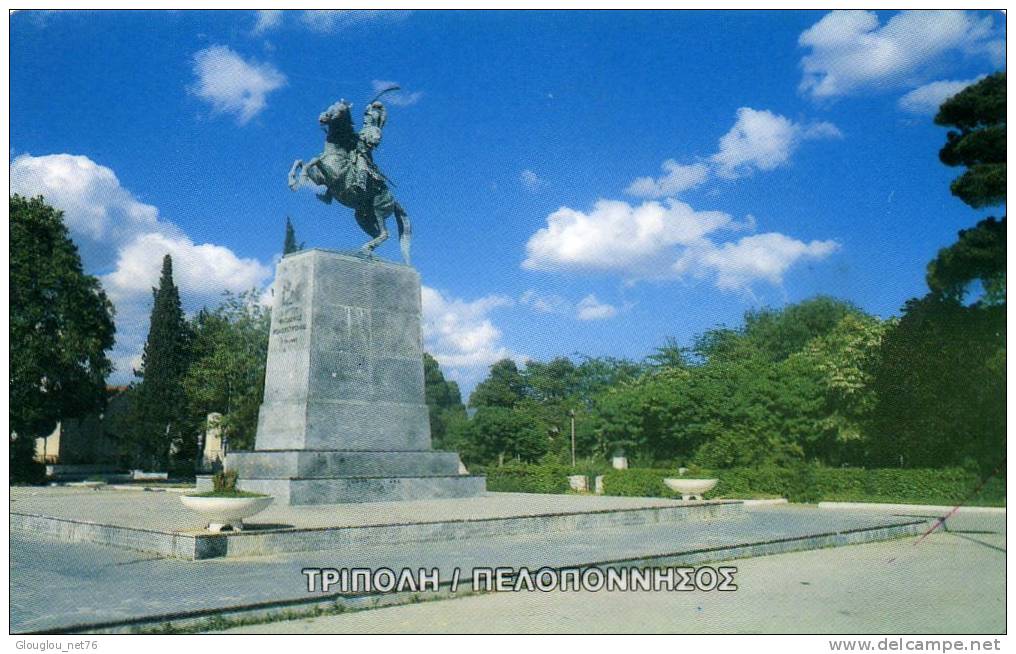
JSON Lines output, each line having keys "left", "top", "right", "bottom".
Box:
{"left": 10, "top": 195, "right": 116, "bottom": 482}
{"left": 695, "top": 296, "right": 864, "bottom": 364}
{"left": 935, "top": 72, "right": 1005, "bottom": 209}
{"left": 926, "top": 217, "right": 1005, "bottom": 304}
{"left": 594, "top": 298, "right": 875, "bottom": 468}
{"left": 646, "top": 337, "right": 688, "bottom": 369}
{"left": 869, "top": 72, "right": 1008, "bottom": 474}
{"left": 183, "top": 291, "right": 270, "bottom": 452}
{"left": 743, "top": 297, "right": 864, "bottom": 361}
{"left": 423, "top": 353, "right": 466, "bottom": 449}
{"left": 469, "top": 358, "right": 526, "bottom": 408}
{"left": 125, "top": 254, "right": 193, "bottom": 469}
{"left": 793, "top": 313, "right": 891, "bottom": 464}
{"left": 463, "top": 406, "right": 547, "bottom": 465}
{"left": 870, "top": 296, "right": 1004, "bottom": 471}
{"left": 928, "top": 73, "right": 1006, "bottom": 304}
{"left": 283, "top": 216, "right": 303, "bottom": 255}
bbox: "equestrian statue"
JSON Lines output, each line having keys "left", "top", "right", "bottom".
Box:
{"left": 288, "top": 87, "right": 412, "bottom": 264}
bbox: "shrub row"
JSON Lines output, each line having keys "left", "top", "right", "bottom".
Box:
{"left": 477, "top": 461, "right": 1005, "bottom": 506}
{"left": 599, "top": 466, "right": 1006, "bottom": 505}
{"left": 482, "top": 462, "right": 572, "bottom": 494}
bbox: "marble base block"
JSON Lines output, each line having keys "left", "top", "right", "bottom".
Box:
{"left": 227, "top": 249, "right": 484, "bottom": 504}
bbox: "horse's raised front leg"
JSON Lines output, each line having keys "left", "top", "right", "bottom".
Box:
{"left": 296, "top": 157, "right": 335, "bottom": 204}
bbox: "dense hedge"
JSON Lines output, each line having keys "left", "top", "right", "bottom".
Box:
{"left": 599, "top": 466, "right": 1006, "bottom": 505}
{"left": 482, "top": 462, "right": 572, "bottom": 494}
{"left": 477, "top": 461, "right": 1005, "bottom": 506}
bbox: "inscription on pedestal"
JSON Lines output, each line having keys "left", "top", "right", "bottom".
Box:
{"left": 235, "top": 248, "right": 485, "bottom": 504}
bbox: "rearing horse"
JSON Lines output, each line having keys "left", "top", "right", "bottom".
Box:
{"left": 288, "top": 100, "right": 412, "bottom": 264}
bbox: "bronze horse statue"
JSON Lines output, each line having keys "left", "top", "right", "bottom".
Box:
{"left": 288, "top": 99, "right": 411, "bottom": 264}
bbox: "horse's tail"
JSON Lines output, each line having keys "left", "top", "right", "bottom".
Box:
{"left": 394, "top": 203, "right": 412, "bottom": 265}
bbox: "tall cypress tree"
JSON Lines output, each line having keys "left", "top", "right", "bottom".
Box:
{"left": 127, "top": 254, "right": 192, "bottom": 469}
{"left": 283, "top": 216, "right": 302, "bottom": 255}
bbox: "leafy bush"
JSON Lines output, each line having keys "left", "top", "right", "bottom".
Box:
{"left": 601, "top": 465, "right": 1005, "bottom": 506}
{"left": 483, "top": 461, "right": 571, "bottom": 494}
{"left": 9, "top": 434, "right": 46, "bottom": 485}
{"left": 600, "top": 468, "right": 680, "bottom": 498}
{"left": 708, "top": 463, "right": 821, "bottom": 502}
{"left": 809, "top": 467, "right": 1006, "bottom": 506}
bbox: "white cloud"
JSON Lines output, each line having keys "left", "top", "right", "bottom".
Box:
{"left": 522, "top": 196, "right": 838, "bottom": 290}
{"left": 10, "top": 153, "right": 173, "bottom": 269}
{"left": 10, "top": 153, "right": 271, "bottom": 381}
{"left": 252, "top": 10, "right": 283, "bottom": 34}
{"left": 675, "top": 233, "right": 840, "bottom": 290}
{"left": 712, "top": 107, "right": 841, "bottom": 178}
{"left": 798, "top": 10, "right": 1001, "bottom": 99}
{"left": 626, "top": 108, "right": 840, "bottom": 196}
{"left": 103, "top": 233, "right": 269, "bottom": 301}
{"left": 520, "top": 169, "right": 549, "bottom": 191}
{"left": 300, "top": 10, "right": 410, "bottom": 33}
{"left": 520, "top": 289, "right": 569, "bottom": 314}
{"left": 523, "top": 198, "right": 735, "bottom": 275}
{"left": 421, "top": 287, "right": 515, "bottom": 371}
{"left": 190, "top": 45, "right": 286, "bottom": 124}
{"left": 520, "top": 289, "right": 620, "bottom": 321}
{"left": 370, "top": 79, "right": 422, "bottom": 107}
{"left": 575, "top": 295, "right": 618, "bottom": 321}
{"left": 898, "top": 76, "right": 986, "bottom": 114}
{"left": 626, "top": 160, "right": 709, "bottom": 198}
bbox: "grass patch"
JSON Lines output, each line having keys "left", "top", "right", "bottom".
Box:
{"left": 186, "top": 490, "right": 269, "bottom": 498}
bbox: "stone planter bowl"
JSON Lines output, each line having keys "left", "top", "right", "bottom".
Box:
{"left": 663, "top": 478, "right": 718, "bottom": 501}
{"left": 180, "top": 494, "right": 273, "bottom": 532}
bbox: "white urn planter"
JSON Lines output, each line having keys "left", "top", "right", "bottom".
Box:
{"left": 663, "top": 478, "right": 718, "bottom": 501}
{"left": 180, "top": 494, "right": 273, "bottom": 532}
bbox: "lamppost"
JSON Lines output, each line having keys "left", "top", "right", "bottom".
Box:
{"left": 569, "top": 409, "right": 576, "bottom": 467}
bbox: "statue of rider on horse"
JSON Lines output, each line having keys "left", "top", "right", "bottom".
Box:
{"left": 288, "top": 86, "right": 412, "bottom": 264}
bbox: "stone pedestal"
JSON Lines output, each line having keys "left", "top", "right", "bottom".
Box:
{"left": 225, "top": 249, "right": 485, "bottom": 504}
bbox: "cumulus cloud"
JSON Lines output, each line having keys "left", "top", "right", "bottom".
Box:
{"left": 898, "top": 76, "right": 986, "bottom": 114}
{"left": 523, "top": 198, "right": 736, "bottom": 274}
{"left": 190, "top": 45, "right": 286, "bottom": 124}
{"left": 10, "top": 153, "right": 173, "bottom": 269}
{"left": 575, "top": 295, "right": 618, "bottom": 321}
{"left": 712, "top": 108, "right": 841, "bottom": 178}
{"left": 523, "top": 196, "right": 838, "bottom": 290}
{"left": 370, "top": 79, "right": 422, "bottom": 107}
{"left": 626, "top": 108, "right": 840, "bottom": 196}
{"left": 103, "top": 233, "right": 269, "bottom": 300}
{"left": 626, "top": 160, "right": 709, "bottom": 199}
{"left": 421, "top": 286, "right": 515, "bottom": 373}
{"left": 10, "top": 153, "right": 271, "bottom": 380}
{"left": 675, "top": 233, "right": 840, "bottom": 290}
{"left": 252, "top": 10, "right": 283, "bottom": 34}
{"left": 798, "top": 10, "right": 1001, "bottom": 100}
{"left": 300, "top": 10, "right": 410, "bottom": 33}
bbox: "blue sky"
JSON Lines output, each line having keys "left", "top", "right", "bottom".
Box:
{"left": 10, "top": 10, "right": 1006, "bottom": 395}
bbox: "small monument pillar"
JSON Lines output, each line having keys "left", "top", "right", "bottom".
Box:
{"left": 225, "top": 249, "right": 485, "bottom": 504}
{"left": 202, "top": 412, "right": 224, "bottom": 468}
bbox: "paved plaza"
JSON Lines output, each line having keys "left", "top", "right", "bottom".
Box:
{"left": 9, "top": 487, "right": 957, "bottom": 634}
{"left": 218, "top": 515, "right": 1005, "bottom": 634}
